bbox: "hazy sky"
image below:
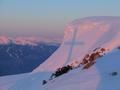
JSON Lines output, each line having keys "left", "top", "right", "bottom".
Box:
{"left": 0, "top": 0, "right": 120, "bottom": 38}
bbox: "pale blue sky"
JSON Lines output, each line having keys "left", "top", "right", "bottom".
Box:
{"left": 0, "top": 0, "right": 120, "bottom": 38}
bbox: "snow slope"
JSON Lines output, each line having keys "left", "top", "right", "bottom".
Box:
{"left": 0, "top": 16, "right": 120, "bottom": 90}
{"left": 43, "top": 49, "right": 120, "bottom": 90}
{"left": 34, "top": 16, "right": 120, "bottom": 72}
{"left": 4, "top": 49, "right": 120, "bottom": 90}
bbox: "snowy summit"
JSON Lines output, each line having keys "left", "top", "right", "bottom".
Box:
{"left": 34, "top": 16, "right": 120, "bottom": 72}
{"left": 0, "top": 16, "right": 120, "bottom": 90}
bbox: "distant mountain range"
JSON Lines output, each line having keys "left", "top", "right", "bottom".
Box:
{"left": 0, "top": 36, "right": 61, "bottom": 45}
{"left": 0, "top": 37, "right": 60, "bottom": 76}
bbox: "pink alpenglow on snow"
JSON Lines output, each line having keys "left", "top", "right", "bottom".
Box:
{"left": 34, "top": 16, "right": 120, "bottom": 72}
{"left": 0, "top": 36, "right": 10, "bottom": 44}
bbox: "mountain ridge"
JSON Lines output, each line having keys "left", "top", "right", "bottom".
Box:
{"left": 0, "top": 36, "right": 61, "bottom": 45}
{"left": 34, "top": 16, "right": 120, "bottom": 72}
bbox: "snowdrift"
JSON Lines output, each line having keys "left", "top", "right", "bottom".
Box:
{"left": 34, "top": 16, "right": 120, "bottom": 72}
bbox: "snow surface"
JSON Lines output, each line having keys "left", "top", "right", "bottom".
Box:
{"left": 43, "top": 49, "right": 120, "bottom": 90}
{"left": 34, "top": 16, "right": 120, "bottom": 72}
{"left": 0, "top": 16, "right": 120, "bottom": 90}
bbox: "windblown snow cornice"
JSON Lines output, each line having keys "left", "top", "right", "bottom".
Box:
{"left": 70, "top": 16, "right": 120, "bottom": 26}
{"left": 34, "top": 16, "right": 120, "bottom": 72}
{"left": 63, "top": 16, "right": 120, "bottom": 49}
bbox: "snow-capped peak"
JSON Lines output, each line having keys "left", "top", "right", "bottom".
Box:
{"left": 34, "top": 16, "right": 120, "bottom": 72}
{"left": 0, "top": 36, "right": 10, "bottom": 44}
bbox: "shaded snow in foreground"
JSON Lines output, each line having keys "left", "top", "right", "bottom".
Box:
{"left": 4, "top": 49, "right": 120, "bottom": 90}
{"left": 44, "top": 49, "right": 120, "bottom": 90}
